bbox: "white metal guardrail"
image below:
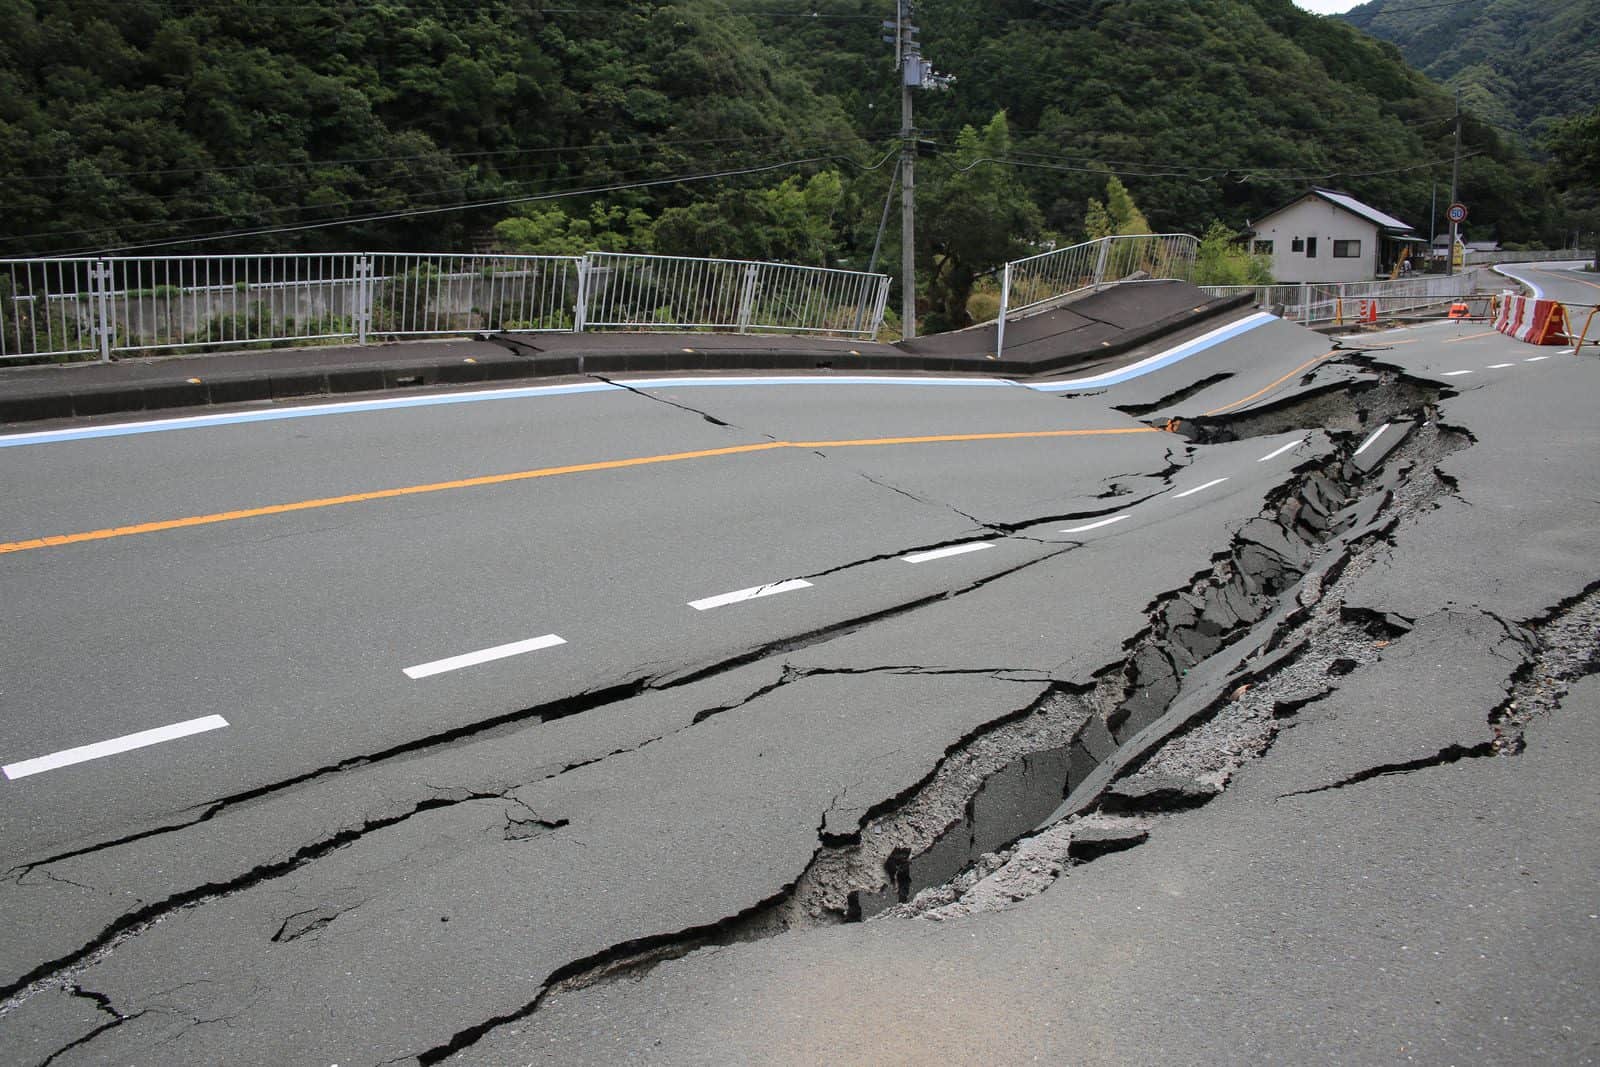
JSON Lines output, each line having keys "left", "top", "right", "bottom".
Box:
{"left": 580, "top": 253, "right": 888, "bottom": 339}
{"left": 0, "top": 258, "right": 107, "bottom": 361}
{"left": 1, "top": 252, "right": 888, "bottom": 363}
{"left": 995, "top": 234, "right": 1198, "bottom": 357}
{"left": 1464, "top": 247, "right": 1594, "bottom": 266}
{"left": 1201, "top": 269, "right": 1489, "bottom": 326}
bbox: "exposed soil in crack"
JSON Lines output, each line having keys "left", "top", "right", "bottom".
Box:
{"left": 0, "top": 543, "right": 1091, "bottom": 1012}
{"left": 867, "top": 390, "right": 1472, "bottom": 921}
{"left": 1490, "top": 580, "right": 1600, "bottom": 753}
{"left": 410, "top": 377, "right": 1481, "bottom": 1060}
{"left": 25, "top": 369, "right": 1572, "bottom": 1065}
{"left": 888, "top": 412, "right": 1600, "bottom": 922}
{"left": 1175, "top": 366, "right": 1449, "bottom": 444}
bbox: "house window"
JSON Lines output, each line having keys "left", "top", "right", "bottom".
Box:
{"left": 1306, "top": 236, "right": 1318, "bottom": 258}
{"left": 1254, "top": 240, "right": 1273, "bottom": 255}
{"left": 1333, "top": 239, "right": 1361, "bottom": 258}
{"left": 1291, "top": 237, "right": 1304, "bottom": 252}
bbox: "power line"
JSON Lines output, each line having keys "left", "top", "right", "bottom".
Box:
{"left": 1, "top": 142, "right": 862, "bottom": 249}
{"left": 1337, "top": 0, "right": 1482, "bottom": 15}
{"left": 0, "top": 129, "right": 895, "bottom": 184}
{"left": 6, "top": 132, "right": 882, "bottom": 213}
{"left": 939, "top": 151, "right": 1484, "bottom": 190}
{"left": 28, "top": 148, "right": 897, "bottom": 256}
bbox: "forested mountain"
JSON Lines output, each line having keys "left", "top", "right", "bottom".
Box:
{"left": 0, "top": 0, "right": 1579, "bottom": 327}
{"left": 749, "top": 0, "right": 1558, "bottom": 253}
{"left": 0, "top": 1, "right": 858, "bottom": 256}
{"left": 1340, "top": 0, "right": 1600, "bottom": 141}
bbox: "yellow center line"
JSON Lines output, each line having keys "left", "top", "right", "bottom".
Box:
{"left": 1202, "top": 349, "right": 1340, "bottom": 417}
{"left": 0, "top": 427, "right": 1161, "bottom": 556}
{"left": 1442, "top": 330, "right": 1497, "bottom": 344}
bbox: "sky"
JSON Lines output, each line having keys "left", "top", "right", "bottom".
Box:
{"left": 1293, "top": 0, "right": 1365, "bottom": 12}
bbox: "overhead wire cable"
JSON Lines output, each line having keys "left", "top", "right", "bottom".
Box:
{"left": 36, "top": 147, "right": 899, "bottom": 255}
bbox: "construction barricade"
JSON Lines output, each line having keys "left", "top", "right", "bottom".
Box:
{"left": 1492, "top": 293, "right": 1571, "bottom": 345}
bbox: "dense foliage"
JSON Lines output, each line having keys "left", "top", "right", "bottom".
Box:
{"left": 1544, "top": 105, "right": 1600, "bottom": 261}
{"left": 0, "top": 0, "right": 856, "bottom": 255}
{"left": 0, "top": 0, "right": 1589, "bottom": 331}
{"left": 1341, "top": 0, "right": 1600, "bottom": 142}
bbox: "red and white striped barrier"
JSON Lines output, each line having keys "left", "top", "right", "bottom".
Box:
{"left": 1493, "top": 292, "right": 1570, "bottom": 345}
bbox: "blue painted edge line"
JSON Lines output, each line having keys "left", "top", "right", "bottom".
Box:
{"left": 1028, "top": 312, "right": 1278, "bottom": 392}
{"left": 0, "top": 382, "right": 622, "bottom": 448}
{"left": 624, "top": 375, "right": 1019, "bottom": 389}
{"left": 0, "top": 376, "right": 1021, "bottom": 448}
{"left": 0, "top": 314, "right": 1275, "bottom": 448}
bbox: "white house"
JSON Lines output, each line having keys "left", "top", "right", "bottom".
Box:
{"left": 1247, "top": 188, "right": 1420, "bottom": 283}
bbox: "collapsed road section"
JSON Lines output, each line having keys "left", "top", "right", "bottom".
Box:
{"left": 1, "top": 313, "right": 1596, "bottom": 1065}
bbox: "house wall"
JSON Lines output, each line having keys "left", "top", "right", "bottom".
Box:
{"left": 1249, "top": 198, "right": 1380, "bottom": 284}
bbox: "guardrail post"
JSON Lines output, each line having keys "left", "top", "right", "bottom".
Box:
{"left": 92, "top": 260, "right": 113, "bottom": 362}
{"left": 737, "top": 263, "right": 759, "bottom": 334}
{"left": 1092, "top": 237, "right": 1111, "bottom": 286}
{"left": 1299, "top": 281, "right": 1310, "bottom": 326}
{"left": 353, "top": 255, "right": 373, "bottom": 346}
{"left": 573, "top": 256, "right": 589, "bottom": 334}
{"left": 995, "top": 261, "right": 1011, "bottom": 359}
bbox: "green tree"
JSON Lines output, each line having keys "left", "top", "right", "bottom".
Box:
{"left": 1192, "top": 221, "right": 1273, "bottom": 286}
{"left": 651, "top": 171, "right": 845, "bottom": 264}
{"left": 1546, "top": 106, "right": 1600, "bottom": 186}
{"left": 919, "top": 111, "right": 1045, "bottom": 331}
{"left": 1545, "top": 105, "right": 1600, "bottom": 269}
{"left": 1084, "top": 176, "right": 1152, "bottom": 240}
{"left": 492, "top": 203, "right": 652, "bottom": 255}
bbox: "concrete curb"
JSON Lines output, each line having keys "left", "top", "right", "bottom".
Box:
{"left": 0, "top": 292, "right": 1254, "bottom": 427}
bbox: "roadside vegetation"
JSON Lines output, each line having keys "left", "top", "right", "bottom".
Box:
{"left": 1, "top": 0, "right": 1593, "bottom": 329}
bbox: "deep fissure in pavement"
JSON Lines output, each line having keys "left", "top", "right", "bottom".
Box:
{"left": 413, "top": 378, "right": 1489, "bottom": 1060}
{"left": 849, "top": 407, "right": 1466, "bottom": 920}
{"left": 1489, "top": 579, "right": 1600, "bottom": 753}
{"left": 31, "top": 366, "right": 1600, "bottom": 1065}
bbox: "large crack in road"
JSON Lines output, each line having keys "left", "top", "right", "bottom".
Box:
{"left": 5, "top": 349, "right": 1597, "bottom": 1066}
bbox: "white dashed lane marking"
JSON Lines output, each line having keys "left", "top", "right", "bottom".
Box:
{"left": 901, "top": 543, "right": 993, "bottom": 564}
{"left": 1257, "top": 438, "right": 1306, "bottom": 462}
{"left": 689, "top": 579, "right": 813, "bottom": 612}
{"left": 1486, "top": 363, "right": 1515, "bottom": 369}
{"left": 1173, "top": 477, "right": 1228, "bottom": 499}
{"left": 1060, "top": 515, "right": 1129, "bottom": 534}
{"left": 1443, "top": 370, "right": 1474, "bottom": 377}
{"left": 404, "top": 634, "right": 567, "bottom": 679}
{"left": 3, "top": 715, "right": 230, "bottom": 780}
{"left": 1353, "top": 423, "right": 1391, "bottom": 457}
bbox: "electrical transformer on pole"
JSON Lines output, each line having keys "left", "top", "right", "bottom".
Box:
{"left": 882, "top": 0, "right": 953, "bottom": 340}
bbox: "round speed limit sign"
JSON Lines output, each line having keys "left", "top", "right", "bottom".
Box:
{"left": 1447, "top": 202, "right": 1468, "bottom": 223}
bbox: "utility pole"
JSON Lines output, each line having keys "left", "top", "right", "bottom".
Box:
{"left": 882, "top": 0, "right": 952, "bottom": 340}
{"left": 1447, "top": 88, "right": 1462, "bottom": 277}
{"left": 1429, "top": 179, "right": 1436, "bottom": 256}
{"left": 900, "top": 22, "right": 916, "bottom": 339}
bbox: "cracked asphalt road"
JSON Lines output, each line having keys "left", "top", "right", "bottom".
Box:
{"left": 1, "top": 299, "right": 1596, "bottom": 1065}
